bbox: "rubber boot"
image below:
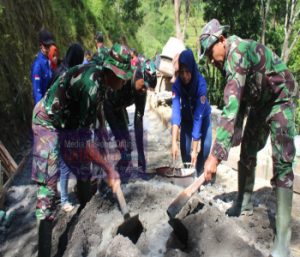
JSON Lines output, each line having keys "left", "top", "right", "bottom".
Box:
{"left": 37, "top": 219, "right": 53, "bottom": 257}
{"left": 226, "top": 161, "right": 254, "bottom": 217}
{"left": 270, "top": 187, "right": 293, "bottom": 257}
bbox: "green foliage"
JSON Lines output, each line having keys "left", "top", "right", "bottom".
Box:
{"left": 296, "top": 99, "right": 300, "bottom": 134}
{"left": 0, "top": 0, "right": 299, "bottom": 156}
{"left": 136, "top": 1, "right": 174, "bottom": 57}
{"left": 198, "top": 60, "right": 225, "bottom": 108}
{"left": 120, "top": 0, "right": 144, "bottom": 26}
{"left": 0, "top": 0, "right": 144, "bottom": 155}
{"left": 287, "top": 24, "right": 300, "bottom": 83}
{"left": 135, "top": 0, "right": 204, "bottom": 59}
{"left": 203, "top": 0, "right": 261, "bottom": 40}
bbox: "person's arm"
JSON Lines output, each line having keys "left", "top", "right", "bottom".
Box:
{"left": 172, "top": 124, "right": 180, "bottom": 160}
{"left": 31, "top": 61, "right": 43, "bottom": 105}
{"left": 212, "top": 74, "right": 246, "bottom": 160}
{"left": 204, "top": 51, "right": 249, "bottom": 181}
{"left": 85, "top": 141, "right": 120, "bottom": 193}
{"left": 191, "top": 75, "right": 208, "bottom": 166}
{"left": 171, "top": 83, "right": 181, "bottom": 160}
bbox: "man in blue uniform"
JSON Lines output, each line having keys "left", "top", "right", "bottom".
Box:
{"left": 31, "top": 29, "right": 55, "bottom": 105}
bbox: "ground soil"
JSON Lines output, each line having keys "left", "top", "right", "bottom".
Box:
{"left": 0, "top": 104, "right": 299, "bottom": 257}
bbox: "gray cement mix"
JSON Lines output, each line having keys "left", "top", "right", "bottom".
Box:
{"left": 0, "top": 103, "right": 299, "bottom": 257}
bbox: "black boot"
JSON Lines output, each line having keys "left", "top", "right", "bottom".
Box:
{"left": 76, "top": 180, "right": 93, "bottom": 209}
{"left": 37, "top": 219, "right": 53, "bottom": 257}
{"left": 271, "top": 187, "right": 293, "bottom": 257}
{"left": 116, "top": 151, "right": 132, "bottom": 182}
{"left": 226, "top": 161, "right": 254, "bottom": 217}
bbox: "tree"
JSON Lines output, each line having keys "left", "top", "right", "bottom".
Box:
{"left": 182, "top": 0, "right": 191, "bottom": 41}
{"left": 174, "top": 0, "right": 183, "bottom": 40}
{"left": 203, "top": 0, "right": 262, "bottom": 40}
{"left": 281, "top": 0, "right": 300, "bottom": 63}
{"left": 173, "top": 0, "right": 194, "bottom": 41}
{"left": 260, "top": 0, "right": 271, "bottom": 44}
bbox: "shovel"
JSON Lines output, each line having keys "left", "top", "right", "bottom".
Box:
{"left": 115, "top": 185, "right": 143, "bottom": 244}
{"left": 167, "top": 173, "right": 205, "bottom": 246}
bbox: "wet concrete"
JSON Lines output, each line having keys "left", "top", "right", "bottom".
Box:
{"left": 0, "top": 101, "right": 300, "bottom": 257}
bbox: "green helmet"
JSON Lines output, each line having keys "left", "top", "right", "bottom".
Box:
{"left": 199, "top": 19, "right": 230, "bottom": 59}
{"left": 103, "top": 43, "right": 132, "bottom": 80}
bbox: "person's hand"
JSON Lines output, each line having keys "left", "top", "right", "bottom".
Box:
{"left": 172, "top": 142, "right": 179, "bottom": 160}
{"left": 204, "top": 154, "right": 220, "bottom": 181}
{"left": 232, "top": 127, "right": 243, "bottom": 147}
{"left": 106, "top": 170, "right": 121, "bottom": 193}
{"left": 191, "top": 150, "right": 197, "bottom": 167}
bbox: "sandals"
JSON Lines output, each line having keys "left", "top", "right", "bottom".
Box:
{"left": 62, "top": 202, "right": 74, "bottom": 212}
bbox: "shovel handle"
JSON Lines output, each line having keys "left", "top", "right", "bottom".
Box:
{"left": 184, "top": 173, "right": 205, "bottom": 197}
{"left": 167, "top": 173, "right": 205, "bottom": 218}
{"left": 115, "top": 185, "right": 130, "bottom": 218}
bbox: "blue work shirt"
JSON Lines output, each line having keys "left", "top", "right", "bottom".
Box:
{"left": 171, "top": 49, "right": 211, "bottom": 141}
{"left": 31, "top": 51, "right": 52, "bottom": 105}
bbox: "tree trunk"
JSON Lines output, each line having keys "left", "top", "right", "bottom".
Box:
{"left": 182, "top": 0, "right": 191, "bottom": 41}
{"left": 260, "top": 0, "right": 271, "bottom": 44}
{"left": 281, "top": 0, "right": 300, "bottom": 63}
{"left": 174, "top": 0, "right": 183, "bottom": 40}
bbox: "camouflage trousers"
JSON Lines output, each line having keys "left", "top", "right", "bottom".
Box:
{"left": 240, "top": 100, "right": 296, "bottom": 189}
{"left": 32, "top": 123, "right": 60, "bottom": 221}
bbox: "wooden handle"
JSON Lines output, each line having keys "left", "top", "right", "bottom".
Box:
{"left": 167, "top": 173, "right": 205, "bottom": 218}
{"left": 115, "top": 185, "right": 130, "bottom": 218}
{"left": 183, "top": 173, "right": 205, "bottom": 197}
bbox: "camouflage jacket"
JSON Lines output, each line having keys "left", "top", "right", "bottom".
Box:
{"left": 33, "top": 64, "right": 106, "bottom": 130}
{"left": 105, "top": 66, "right": 145, "bottom": 109}
{"left": 212, "top": 35, "right": 298, "bottom": 161}
{"left": 92, "top": 46, "right": 110, "bottom": 66}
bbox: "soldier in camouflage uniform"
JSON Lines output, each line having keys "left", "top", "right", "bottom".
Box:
{"left": 200, "top": 19, "right": 299, "bottom": 257}
{"left": 92, "top": 31, "right": 110, "bottom": 66}
{"left": 104, "top": 59, "right": 157, "bottom": 177}
{"left": 32, "top": 43, "right": 132, "bottom": 257}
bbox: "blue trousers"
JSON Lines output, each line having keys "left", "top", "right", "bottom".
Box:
{"left": 180, "top": 115, "right": 212, "bottom": 175}
{"left": 59, "top": 156, "right": 71, "bottom": 204}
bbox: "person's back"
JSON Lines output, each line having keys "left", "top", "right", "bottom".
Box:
{"left": 224, "top": 35, "right": 297, "bottom": 106}
{"left": 37, "top": 65, "right": 105, "bottom": 130}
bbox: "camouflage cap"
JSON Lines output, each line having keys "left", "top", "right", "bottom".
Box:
{"left": 142, "top": 59, "right": 157, "bottom": 88}
{"left": 199, "top": 19, "right": 230, "bottom": 59}
{"left": 103, "top": 43, "right": 132, "bottom": 80}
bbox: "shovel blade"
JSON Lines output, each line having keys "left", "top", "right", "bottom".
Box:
{"left": 167, "top": 193, "right": 190, "bottom": 219}
{"left": 117, "top": 214, "right": 143, "bottom": 244}
{"left": 168, "top": 218, "right": 188, "bottom": 247}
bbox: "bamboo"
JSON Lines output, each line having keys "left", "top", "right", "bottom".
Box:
{"left": 0, "top": 153, "right": 28, "bottom": 209}
{"left": 0, "top": 141, "right": 17, "bottom": 175}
